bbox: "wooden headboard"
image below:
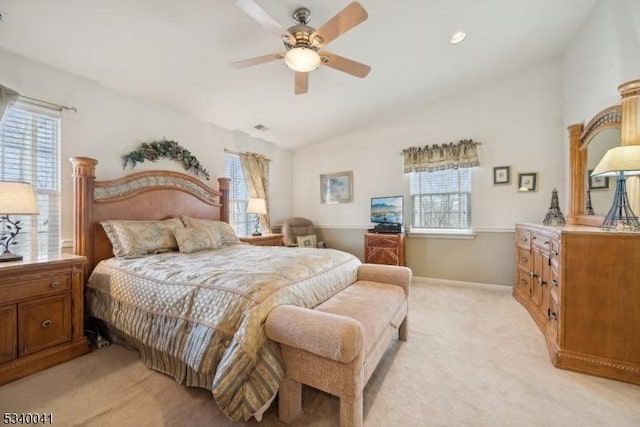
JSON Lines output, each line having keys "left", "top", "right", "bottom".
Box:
{"left": 70, "top": 157, "right": 229, "bottom": 280}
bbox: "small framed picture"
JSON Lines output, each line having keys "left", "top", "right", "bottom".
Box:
{"left": 320, "top": 171, "right": 353, "bottom": 204}
{"left": 518, "top": 172, "right": 537, "bottom": 192}
{"left": 588, "top": 169, "right": 610, "bottom": 190}
{"left": 296, "top": 234, "right": 317, "bottom": 248}
{"left": 493, "top": 166, "right": 511, "bottom": 185}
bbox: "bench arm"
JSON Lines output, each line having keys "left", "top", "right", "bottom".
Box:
{"left": 265, "top": 305, "right": 363, "bottom": 363}
{"left": 357, "top": 264, "right": 412, "bottom": 297}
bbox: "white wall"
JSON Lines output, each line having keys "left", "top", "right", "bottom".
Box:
{"left": 293, "top": 59, "right": 565, "bottom": 230}
{"left": 564, "top": 0, "right": 640, "bottom": 125}
{"left": 0, "top": 47, "right": 293, "bottom": 248}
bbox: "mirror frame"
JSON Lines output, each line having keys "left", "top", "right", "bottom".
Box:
{"left": 568, "top": 105, "right": 622, "bottom": 226}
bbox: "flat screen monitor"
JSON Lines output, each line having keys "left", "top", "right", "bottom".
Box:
{"left": 371, "top": 196, "right": 403, "bottom": 225}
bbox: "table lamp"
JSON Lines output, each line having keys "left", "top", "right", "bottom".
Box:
{"left": 590, "top": 145, "right": 640, "bottom": 231}
{"left": 0, "top": 181, "right": 40, "bottom": 261}
{"left": 246, "top": 197, "right": 267, "bottom": 236}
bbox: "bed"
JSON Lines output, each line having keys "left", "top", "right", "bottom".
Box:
{"left": 69, "top": 157, "right": 361, "bottom": 421}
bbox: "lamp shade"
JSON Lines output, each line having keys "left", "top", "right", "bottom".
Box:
{"left": 246, "top": 197, "right": 267, "bottom": 215}
{"left": 284, "top": 47, "right": 321, "bottom": 72}
{"left": 0, "top": 182, "right": 39, "bottom": 215}
{"left": 591, "top": 145, "right": 640, "bottom": 177}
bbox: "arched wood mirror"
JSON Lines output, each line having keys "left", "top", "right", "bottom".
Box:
{"left": 568, "top": 105, "right": 622, "bottom": 226}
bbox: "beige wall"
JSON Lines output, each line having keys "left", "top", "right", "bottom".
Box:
{"left": 317, "top": 228, "right": 515, "bottom": 286}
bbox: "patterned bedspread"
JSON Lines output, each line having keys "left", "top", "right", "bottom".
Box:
{"left": 86, "top": 245, "right": 361, "bottom": 421}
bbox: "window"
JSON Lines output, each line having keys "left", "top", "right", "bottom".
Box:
{"left": 410, "top": 168, "right": 472, "bottom": 230}
{"left": 0, "top": 102, "right": 61, "bottom": 256}
{"left": 224, "top": 154, "right": 251, "bottom": 236}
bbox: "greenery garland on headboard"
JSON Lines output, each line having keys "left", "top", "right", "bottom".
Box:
{"left": 122, "top": 139, "right": 210, "bottom": 180}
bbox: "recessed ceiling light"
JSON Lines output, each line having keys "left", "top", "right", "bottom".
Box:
{"left": 450, "top": 31, "right": 466, "bottom": 44}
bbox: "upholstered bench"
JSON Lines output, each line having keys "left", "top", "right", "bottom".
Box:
{"left": 265, "top": 263, "right": 411, "bottom": 427}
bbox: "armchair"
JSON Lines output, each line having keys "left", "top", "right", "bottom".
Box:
{"left": 281, "top": 217, "right": 325, "bottom": 247}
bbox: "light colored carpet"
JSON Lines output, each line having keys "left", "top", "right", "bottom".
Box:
{"left": 1, "top": 280, "right": 639, "bottom": 426}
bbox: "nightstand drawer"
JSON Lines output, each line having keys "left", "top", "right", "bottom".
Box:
{"left": 0, "top": 273, "right": 70, "bottom": 303}
{"left": 19, "top": 294, "right": 71, "bottom": 356}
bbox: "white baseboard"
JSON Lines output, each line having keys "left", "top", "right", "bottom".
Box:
{"left": 412, "top": 276, "right": 512, "bottom": 290}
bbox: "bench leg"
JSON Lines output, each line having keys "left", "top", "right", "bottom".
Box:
{"left": 279, "top": 377, "right": 302, "bottom": 423}
{"left": 340, "top": 393, "right": 363, "bottom": 427}
{"left": 399, "top": 316, "right": 408, "bottom": 341}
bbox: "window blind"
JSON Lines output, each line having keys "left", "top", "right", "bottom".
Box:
{"left": 224, "top": 154, "right": 251, "bottom": 236}
{"left": 0, "top": 101, "right": 61, "bottom": 256}
{"left": 410, "top": 168, "right": 472, "bottom": 229}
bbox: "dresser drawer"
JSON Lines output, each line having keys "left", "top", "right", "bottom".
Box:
{"left": 0, "top": 273, "right": 70, "bottom": 303}
{"left": 531, "top": 233, "right": 554, "bottom": 253}
{"left": 515, "top": 269, "right": 531, "bottom": 296}
{"left": 516, "top": 228, "right": 531, "bottom": 250}
{"left": 517, "top": 248, "right": 531, "bottom": 270}
{"left": 18, "top": 294, "right": 71, "bottom": 356}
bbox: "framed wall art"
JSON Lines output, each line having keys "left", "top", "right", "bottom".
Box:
{"left": 320, "top": 171, "right": 353, "bottom": 204}
{"left": 493, "top": 166, "right": 511, "bottom": 185}
{"left": 588, "top": 169, "right": 610, "bottom": 190}
{"left": 518, "top": 172, "right": 537, "bottom": 192}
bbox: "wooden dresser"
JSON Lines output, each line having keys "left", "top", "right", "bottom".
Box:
{"left": 514, "top": 223, "right": 640, "bottom": 384}
{"left": 364, "top": 233, "right": 406, "bottom": 266}
{"left": 0, "top": 254, "right": 90, "bottom": 385}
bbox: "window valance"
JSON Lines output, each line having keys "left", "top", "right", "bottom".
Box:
{"left": 402, "top": 139, "right": 480, "bottom": 173}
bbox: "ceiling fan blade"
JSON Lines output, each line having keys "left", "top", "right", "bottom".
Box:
{"left": 295, "top": 72, "right": 309, "bottom": 95}
{"left": 311, "top": 2, "right": 368, "bottom": 48}
{"left": 319, "top": 51, "right": 370, "bottom": 78}
{"left": 235, "top": 0, "right": 296, "bottom": 45}
{"left": 231, "top": 52, "right": 284, "bottom": 68}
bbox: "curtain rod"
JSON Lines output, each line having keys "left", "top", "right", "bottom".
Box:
{"left": 20, "top": 95, "right": 77, "bottom": 113}
{"left": 224, "top": 148, "right": 271, "bottom": 161}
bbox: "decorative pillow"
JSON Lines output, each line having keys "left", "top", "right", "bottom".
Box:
{"left": 101, "top": 218, "right": 184, "bottom": 257}
{"left": 173, "top": 227, "right": 221, "bottom": 253}
{"left": 297, "top": 234, "right": 317, "bottom": 248}
{"left": 180, "top": 217, "right": 240, "bottom": 246}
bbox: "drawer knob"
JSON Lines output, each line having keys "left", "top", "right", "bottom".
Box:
{"left": 41, "top": 319, "right": 52, "bottom": 328}
{"left": 50, "top": 281, "right": 60, "bottom": 288}
{"left": 544, "top": 241, "right": 550, "bottom": 246}
{"left": 553, "top": 250, "right": 558, "bottom": 256}
{"left": 522, "top": 257, "right": 528, "bottom": 263}
{"left": 521, "top": 237, "right": 528, "bottom": 242}
{"left": 552, "top": 279, "right": 558, "bottom": 287}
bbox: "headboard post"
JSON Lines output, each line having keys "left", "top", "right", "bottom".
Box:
{"left": 69, "top": 156, "right": 98, "bottom": 280}
{"left": 218, "top": 177, "right": 230, "bottom": 223}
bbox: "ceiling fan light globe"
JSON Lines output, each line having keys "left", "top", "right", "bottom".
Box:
{"left": 284, "top": 47, "right": 321, "bottom": 72}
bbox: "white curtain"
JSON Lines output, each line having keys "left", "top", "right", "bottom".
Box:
{"left": 0, "top": 85, "right": 20, "bottom": 123}
{"left": 402, "top": 139, "right": 480, "bottom": 173}
{"left": 239, "top": 152, "right": 272, "bottom": 234}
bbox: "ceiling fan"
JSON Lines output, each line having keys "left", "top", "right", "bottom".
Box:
{"left": 232, "top": 1, "right": 371, "bottom": 95}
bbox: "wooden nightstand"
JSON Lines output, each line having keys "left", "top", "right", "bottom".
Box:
{"left": 0, "top": 254, "right": 90, "bottom": 385}
{"left": 239, "top": 233, "right": 284, "bottom": 246}
{"left": 364, "top": 233, "right": 406, "bottom": 266}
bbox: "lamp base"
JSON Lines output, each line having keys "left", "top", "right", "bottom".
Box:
{"left": 252, "top": 232, "right": 263, "bottom": 236}
{"left": 0, "top": 251, "right": 23, "bottom": 262}
{"left": 601, "top": 174, "right": 640, "bottom": 231}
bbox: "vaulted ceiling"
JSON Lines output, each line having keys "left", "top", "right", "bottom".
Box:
{"left": 0, "top": 0, "right": 597, "bottom": 149}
